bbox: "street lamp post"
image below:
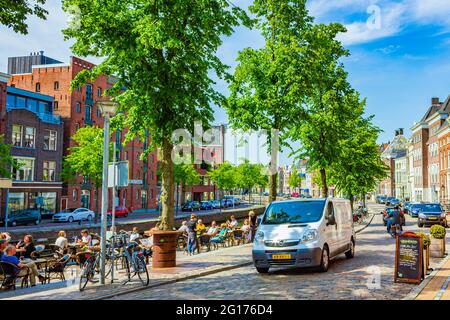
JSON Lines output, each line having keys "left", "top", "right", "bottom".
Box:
{"left": 97, "top": 100, "right": 117, "bottom": 285}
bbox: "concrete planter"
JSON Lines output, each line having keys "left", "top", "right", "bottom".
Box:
{"left": 429, "top": 237, "right": 446, "bottom": 258}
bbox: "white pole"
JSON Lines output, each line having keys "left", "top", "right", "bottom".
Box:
{"left": 100, "top": 113, "right": 110, "bottom": 285}
{"left": 111, "top": 140, "right": 116, "bottom": 283}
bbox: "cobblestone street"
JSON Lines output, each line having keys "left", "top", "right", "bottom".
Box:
{"left": 112, "top": 204, "right": 446, "bottom": 300}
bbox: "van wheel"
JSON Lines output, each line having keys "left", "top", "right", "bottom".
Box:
{"left": 418, "top": 222, "right": 423, "bottom": 228}
{"left": 11, "top": 221, "right": 17, "bottom": 227}
{"left": 87, "top": 215, "right": 93, "bottom": 221}
{"left": 318, "top": 246, "right": 330, "bottom": 273}
{"left": 68, "top": 216, "right": 74, "bottom": 223}
{"left": 256, "top": 267, "right": 269, "bottom": 274}
{"left": 345, "top": 240, "right": 355, "bottom": 259}
{"left": 35, "top": 220, "right": 40, "bottom": 225}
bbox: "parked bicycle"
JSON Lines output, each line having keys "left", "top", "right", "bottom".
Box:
{"left": 115, "top": 231, "right": 149, "bottom": 286}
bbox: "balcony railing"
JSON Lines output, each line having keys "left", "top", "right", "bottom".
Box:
{"left": 6, "top": 105, "right": 61, "bottom": 125}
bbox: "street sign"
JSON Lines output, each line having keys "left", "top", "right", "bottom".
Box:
{"left": 394, "top": 232, "right": 423, "bottom": 284}
{"left": 108, "top": 161, "right": 129, "bottom": 188}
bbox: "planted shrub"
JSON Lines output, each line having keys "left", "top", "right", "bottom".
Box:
{"left": 430, "top": 225, "right": 446, "bottom": 239}
{"left": 416, "top": 232, "right": 431, "bottom": 247}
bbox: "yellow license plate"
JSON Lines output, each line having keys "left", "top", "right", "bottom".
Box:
{"left": 272, "top": 254, "right": 292, "bottom": 260}
{"left": 429, "top": 217, "right": 438, "bottom": 220}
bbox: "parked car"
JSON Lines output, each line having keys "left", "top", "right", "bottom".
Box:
{"left": 409, "top": 203, "right": 423, "bottom": 218}
{"left": 223, "top": 196, "right": 240, "bottom": 206}
{"left": 376, "top": 195, "right": 387, "bottom": 204}
{"left": 200, "top": 201, "right": 213, "bottom": 210}
{"left": 252, "top": 198, "right": 355, "bottom": 274}
{"left": 107, "top": 206, "right": 130, "bottom": 218}
{"left": 382, "top": 207, "right": 405, "bottom": 226}
{"left": 211, "top": 200, "right": 222, "bottom": 209}
{"left": 181, "top": 201, "right": 201, "bottom": 212}
{"left": 0, "top": 209, "right": 41, "bottom": 227}
{"left": 402, "top": 201, "right": 411, "bottom": 214}
{"left": 385, "top": 197, "right": 397, "bottom": 206}
{"left": 390, "top": 198, "right": 400, "bottom": 206}
{"left": 40, "top": 208, "right": 55, "bottom": 219}
{"left": 52, "top": 208, "right": 96, "bottom": 223}
{"left": 417, "top": 203, "right": 448, "bottom": 228}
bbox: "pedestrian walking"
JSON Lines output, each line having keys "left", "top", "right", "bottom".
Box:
{"left": 249, "top": 210, "right": 257, "bottom": 242}
{"left": 186, "top": 214, "right": 198, "bottom": 256}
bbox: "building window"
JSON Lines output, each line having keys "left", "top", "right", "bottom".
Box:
{"left": 54, "top": 81, "right": 59, "bottom": 90}
{"left": 85, "top": 105, "right": 92, "bottom": 123}
{"left": 12, "top": 125, "right": 22, "bottom": 147}
{"left": 75, "top": 123, "right": 80, "bottom": 132}
{"left": 86, "top": 84, "right": 93, "bottom": 100}
{"left": 124, "top": 151, "right": 128, "bottom": 161}
{"left": 75, "top": 102, "right": 81, "bottom": 113}
{"left": 136, "top": 190, "right": 140, "bottom": 200}
{"left": 35, "top": 82, "right": 41, "bottom": 92}
{"left": 12, "top": 157, "right": 34, "bottom": 181}
{"left": 54, "top": 101, "right": 59, "bottom": 110}
{"left": 97, "top": 87, "right": 102, "bottom": 98}
{"left": 73, "top": 189, "right": 78, "bottom": 202}
{"left": 43, "top": 130, "right": 57, "bottom": 151}
{"left": 96, "top": 107, "right": 101, "bottom": 118}
{"left": 43, "top": 161, "right": 56, "bottom": 181}
{"left": 24, "top": 127, "right": 35, "bottom": 148}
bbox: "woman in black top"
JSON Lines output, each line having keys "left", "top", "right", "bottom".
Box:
{"left": 248, "top": 211, "right": 258, "bottom": 242}
{"left": 16, "top": 234, "right": 36, "bottom": 259}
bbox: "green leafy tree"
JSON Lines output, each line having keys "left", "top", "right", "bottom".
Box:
{"left": 62, "top": 0, "right": 249, "bottom": 230}
{"left": 288, "top": 166, "right": 302, "bottom": 193}
{"left": 0, "top": 135, "right": 20, "bottom": 178}
{"left": 174, "top": 162, "right": 201, "bottom": 207}
{"left": 289, "top": 22, "right": 354, "bottom": 197}
{"left": 329, "top": 114, "right": 388, "bottom": 210}
{"left": 62, "top": 126, "right": 112, "bottom": 213}
{"left": 236, "top": 160, "right": 263, "bottom": 201}
{"left": 0, "top": 0, "right": 48, "bottom": 34}
{"left": 225, "top": 0, "right": 315, "bottom": 204}
{"left": 208, "top": 162, "right": 237, "bottom": 197}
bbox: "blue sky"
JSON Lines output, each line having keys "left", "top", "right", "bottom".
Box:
{"left": 2, "top": 0, "right": 450, "bottom": 165}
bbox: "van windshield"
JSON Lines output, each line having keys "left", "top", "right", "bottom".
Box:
{"left": 262, "top": 201, "right": 326, "bottom": 225}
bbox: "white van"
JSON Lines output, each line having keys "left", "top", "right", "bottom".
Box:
{"left": 252, "top": 198, "right": 355, "bottom": 273}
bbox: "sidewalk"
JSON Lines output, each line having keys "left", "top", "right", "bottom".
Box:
{"left": 0, "top": 244, "right": 253, "bottom": 300}
{"left": 414, "top": 254, "right": 450, "bottom": 300}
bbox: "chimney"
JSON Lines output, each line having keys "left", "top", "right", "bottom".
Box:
{"left": 432, "top": 97, "right": 440, "bottom": 105}
{"left": 399, "top": 128, "right": 404, "bottom": 135}
{"left": 40, "top": 51, "right": 44, "bottom": 56}
{"left": 395, "top": 130, "right": 399, "bottom": 136}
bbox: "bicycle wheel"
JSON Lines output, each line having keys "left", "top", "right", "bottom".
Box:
{"left": 79, "top": 260, "right": 93, "bottom": 291}
{"left": 134, "top": 255, "right": 149, "bottom": 286}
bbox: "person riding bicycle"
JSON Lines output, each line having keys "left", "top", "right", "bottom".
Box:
{"left": 386, "top": 206, "right": 401, "bottom": 234}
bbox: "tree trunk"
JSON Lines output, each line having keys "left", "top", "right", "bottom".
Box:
{"left": 349, "top": 195, "right": 354, "bottom": 212}
{"left": 362, "top": 193, "right": 366, "bottom": 208}
{"left": 269, "top": 172, "right": 277, "bottom": 203}
{"left": 320, "top": 168, "right": 328, "bottom": 197}
{"left": 159, "top": 137, "right": 175, "bottom": 230}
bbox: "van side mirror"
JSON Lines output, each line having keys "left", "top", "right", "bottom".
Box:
{"left": 327, "top": 214, "right": 336, "bottom": 226}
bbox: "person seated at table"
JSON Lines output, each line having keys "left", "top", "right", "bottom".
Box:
{"left": 77, "top": 229, "right": 92, "bottom": 247}
{"left": 228, "top": 215, "right": 239, "bottom": 229}
{"left": 1, "top": 232, "right": 11, "bottom": 243}
{"left": 196, "top": 219, "right": 206, "bottom": 236}
{"left": 106, "top": 226, "right": 117, "bottom": 241}
{"left": 241, "top": 219, "right": 251, "bottom": 233}
{"left": 16, "top": 234, "right": 36, "bottom": 259}
{"left": 210, "top": 224, "right": 230, "bottom": 244}
{"left": 0, "top": 238, "right": 7, "bottom": 260}
{"left": 178, "top": 221, "right": 188, "bottom": 234}
{"left": 1, "top": 245, "right": 45, "bottom": 286}
{"left": 130, "top": 227, "right": 141, "bottom": 243}
{"left": 206, "top": 221, "right": 219, "bottom": 236}
{"left": 55, "top": 230, "right": 68, "bottom": 250}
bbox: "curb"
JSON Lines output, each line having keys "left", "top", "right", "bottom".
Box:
{"left": 403, "top": 253, "right": 450, "bottom": 300}
{"left": 92, "top": 260, "right": 253, "bottom": 300}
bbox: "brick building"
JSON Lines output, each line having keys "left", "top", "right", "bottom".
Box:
{"left": 7, "top": 52, "right": 158, "bottom": 213}
{"left": 438, "top": 119, "right": 450, "bottom": 204}
{"left": 0, "top": 72, "right": 64, "bottom": 219}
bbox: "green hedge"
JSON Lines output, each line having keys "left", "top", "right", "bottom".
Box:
{"left": 430, "top": 225, "right": 446, "bottom": 239}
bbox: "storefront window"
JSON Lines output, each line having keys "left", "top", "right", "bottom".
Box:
{"left": 41, "top": 192, "right": 57, "bottom": 213}
{"left": 81, "top": 190, "right": 90, "bottom": 208}
{"left": 8, "top": 192, "right": 24, "bottom": 213}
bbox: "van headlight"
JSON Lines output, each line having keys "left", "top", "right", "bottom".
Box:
{"left": 419, "top": 213, "right": 426, "bottom": 219}
{"left": 441, "top": 213, "right": 446, "bottom": 218}
{"left": 255, "top": 231, "right": 265, "bottom": 243}
{"left": 301, "top": 229, "right": 318, "bottom": 243}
